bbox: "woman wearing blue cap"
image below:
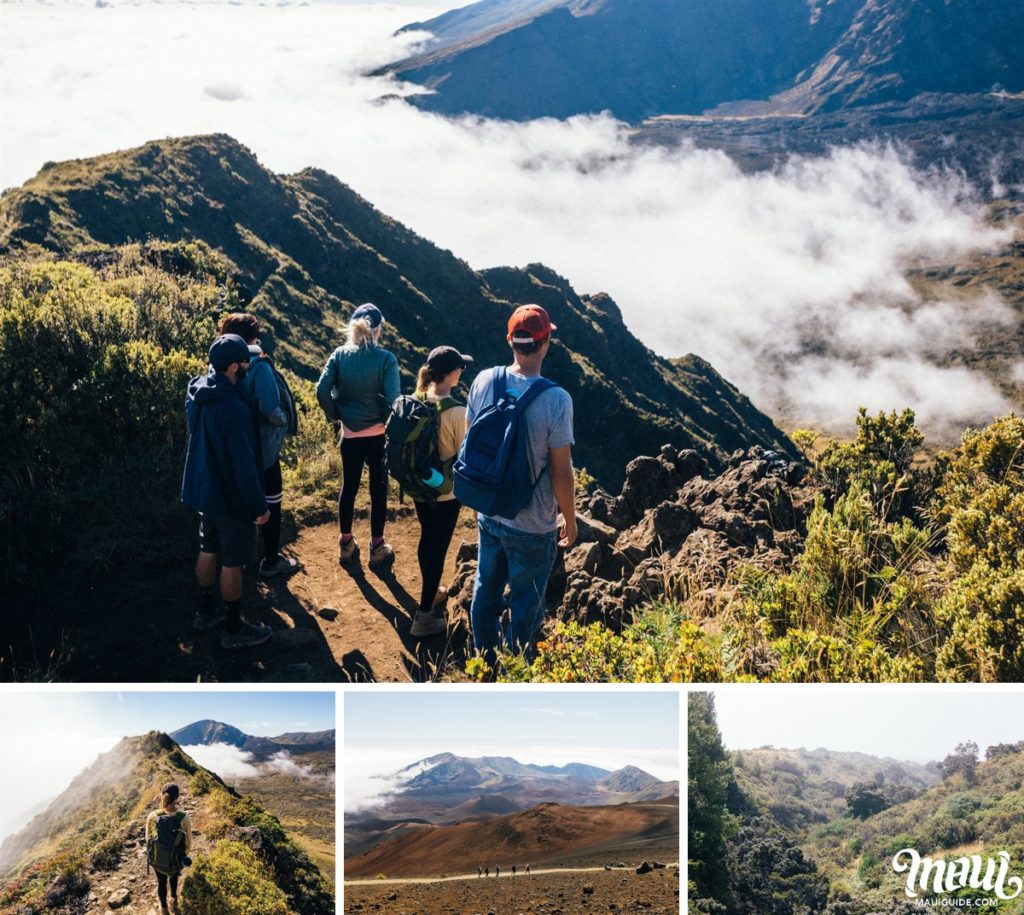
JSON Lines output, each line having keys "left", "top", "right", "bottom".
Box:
{"left": 316, "top": 304, "right": 401, "bottom": 570}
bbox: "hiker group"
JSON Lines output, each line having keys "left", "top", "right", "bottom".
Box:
{"left": 181, "top": 303, "right": 576, "bottom": 663}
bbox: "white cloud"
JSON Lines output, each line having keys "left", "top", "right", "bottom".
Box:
{"left": 180, "top": 743, "right": 260, "bottom": 779}
{"left": 2, "top": 0, "right": 1017, "bottom": 437}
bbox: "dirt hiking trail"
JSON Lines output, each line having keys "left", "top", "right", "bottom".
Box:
{"left": 12, "top": 506, "right": 478, "bottom": 682}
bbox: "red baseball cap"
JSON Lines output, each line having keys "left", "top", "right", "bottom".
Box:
{"left": 508, "top": 304, "right": 557, "bottom": 343}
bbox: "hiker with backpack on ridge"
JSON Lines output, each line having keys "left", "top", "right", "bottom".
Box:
{"left": 146, "top": 782, "right": 192, "bottom": 914}
{"left": 386, "top": 345, "right": 473, "bottom": 638}
{"left": 455, "top": 304, "right": 576, "bottom": 668}
{"left": 316, "top": 303, "right": 401, "bottom": 571}
{"left": 219, "top": 313, "right": 300, "bottom": 579}
{"left": 181, "top": 334, "right": 274, "bottom": 649}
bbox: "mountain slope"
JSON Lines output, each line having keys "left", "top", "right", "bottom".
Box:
{"left": 0, "top": 732, "right": 333, "bottom": 915}
{"left": 387, "top": 753, "right": 676, "bottom": 810}
{"left": 804, "top": 744, "right": 1024, "bottom": 906}
{"left": 345, "top": 799, "right": 679, "bottom": 877}
{"left": 384, "top": 0, "right": 1024, "bottom": 121}
{"left": 0, "top": 133, "right": 795, "bottom": 484}
{"left": 169, "top": 719, "right": 335, "bottom": 757}
{"left": 732, "top": 747, "right": 938, "bottom": 833}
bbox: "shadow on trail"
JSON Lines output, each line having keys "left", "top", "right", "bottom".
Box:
{"left": 2, "top": 545, "right": 347, "bottom": 682}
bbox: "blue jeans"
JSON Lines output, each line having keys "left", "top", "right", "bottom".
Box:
{"left": 470, "top": 515, "right": 558, "bottom": 664}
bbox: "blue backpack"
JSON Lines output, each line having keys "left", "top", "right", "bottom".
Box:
{"left": 453, "top": 367, "right": 558, "bottom": 520}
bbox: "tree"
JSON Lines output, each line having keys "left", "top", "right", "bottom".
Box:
{"left": 688, "top": 693, "right": 733, "bottom": 905}
{"left": 728, "top": 818, "right": 829, "bottom": 915}
{"left": 986, "top": 741, "right": 1024, "bottom": 760}
{"left": 845, "top": 782, "right": 889, "bottom": 819}
{"left": 939, "top": 742, "right": 979, "bottom": 787}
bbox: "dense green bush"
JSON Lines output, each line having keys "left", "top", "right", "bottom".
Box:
{"left": 933, "top": 415, "right": 1024, "bottom": 681}
{"left": 181, "top": 840, "right": 289, "bottom": 915}
{"left": 816, "top": 408, "right": 924, "bottom": 521}
{"left": 0, "top": 252, "right": 220, "bottom": 586}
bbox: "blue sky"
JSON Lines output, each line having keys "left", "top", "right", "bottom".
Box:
{"left": 0, "top": 691, "right": 334, "bottom": 841}
{"left": 345, "top": 691, "right": 679, "bottom": 808}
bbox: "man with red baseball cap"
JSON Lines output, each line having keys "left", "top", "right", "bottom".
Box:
{"left": 462, "top": 303, "right": 577, "bottom": 668}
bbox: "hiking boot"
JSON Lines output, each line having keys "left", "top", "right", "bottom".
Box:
{"left": 410, "top": 609, "right": 445, "bottom": 638}
{"left": 368, "top": 540, "right": 395, "bottom": 571}
{"left": 338, "top": 536, "right": 359, "bottom": 565}
{"left": 193, "top": 606, "right": 226, "bottom": 631}
{"left": 160, "top": 904, "right": 170, "bottom": 915}
{"left": 220, "top": 621, "right": 273, "bottom": 649}
{"left": 170, "top": 900, "right": 181, "bottom": 914}
{"left": 432, "top": 605, "right": 448, "bottom": 632}
{"left": 259, "top": 555, "right": 301, "bottom": 578}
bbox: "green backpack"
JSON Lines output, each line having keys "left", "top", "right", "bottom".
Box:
{"left": 385, "top": 392, "right": 460, "bottom": 502}
{"left": 148, "top": 810, "right": 187, "bottom": 876}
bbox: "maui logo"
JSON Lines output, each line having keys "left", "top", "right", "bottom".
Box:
{"left": 892, "top": 849, "right": 1023, "bottom": 901}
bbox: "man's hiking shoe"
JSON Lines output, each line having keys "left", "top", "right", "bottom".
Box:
{"left": 338, "top": 537, "right": 359, "bottom": 565}
{"left": 192, "top": 607, "right": 226, "bottom": 631}
{"left": 368, "top": 540, "right": 395, "bottom": 571}
{"left": 410, "top": 609, "right": 446, "bottom": 638}
{"left": 220, "top": 621, "right": 273, "bottom": 650}
{"left": 259, "top": 555, "right": 301, "bottom": 578}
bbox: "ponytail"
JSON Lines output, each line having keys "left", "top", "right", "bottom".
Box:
{"left": 346, "top": 317, "right": 379, "bottom": 348}
{"left": 162, "top": 792, "right": 175, "bottom": 808}
{"left": 415, "top": 362, "right": 449, "bottom": 394}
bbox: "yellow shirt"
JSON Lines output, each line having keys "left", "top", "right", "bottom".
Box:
{"left": 426, "top": 392, "right": 466, "bottom": 503}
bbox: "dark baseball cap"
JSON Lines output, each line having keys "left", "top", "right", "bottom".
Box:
{"left": 508, "top": 304, "right": 557, "bottom": 343}
{"left": 427, "top": 345, "right": 474, "bottom": 374}
{"left": 161, "top": 783, "right": 180, "bottom": 802}
{"left": 209, "top": 334, "right": 251, "bottom": 372}
{"left": 351, "top": 302, "right": 384, "bottom": 327}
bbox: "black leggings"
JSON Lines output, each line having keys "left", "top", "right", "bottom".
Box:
{"left": 414, "top": 499, "right": 462, "bottom": 615}
{"left": 339, "top": 435, "right": 387, "bottom": 538}
{"left": 263, "top": 459, "right": 283, "bottom": 561}
{"left": 157, "top": 872, "right": 178, "bottom": 905}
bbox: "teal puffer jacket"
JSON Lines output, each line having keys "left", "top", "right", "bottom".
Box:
{"left": 316, "top": 343, "right": 401, "bottom": 432}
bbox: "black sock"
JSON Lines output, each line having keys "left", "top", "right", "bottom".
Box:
{"left": 199, "top": 585, "right": 216, "bottom": 615}
{"left": 264, "top": 502, "right": 282, "bottom": 562}
{"left": 225, "top": 599, "right": 242, "bottom": 633}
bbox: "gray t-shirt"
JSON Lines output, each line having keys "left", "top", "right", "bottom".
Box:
{"left": 466, "top": 365, "right": 575, "bottom": 534}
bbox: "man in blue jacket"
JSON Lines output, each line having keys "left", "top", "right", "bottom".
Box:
{"left": 181, "top": 334, "right": 273, "bottom": 649}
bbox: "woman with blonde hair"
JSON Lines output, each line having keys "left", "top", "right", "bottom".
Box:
{"left": 145, "top": 782, "right": 192, "bottom": 914}
{"left": 408, "top": 346, "right": 471, "bottom": 637}
{"left": 316, "top": 303, "right": 401, "bottom": 570}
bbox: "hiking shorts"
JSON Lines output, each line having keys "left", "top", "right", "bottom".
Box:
{"left": 198, "top": 514, "right": 257, "bottom": 568}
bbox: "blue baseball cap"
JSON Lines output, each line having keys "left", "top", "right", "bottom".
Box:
{"left": 209, "top": 334, "right": 250, "bottom": 371}
{"left": 351, "top": 302, "right": 384, "bottom": 328}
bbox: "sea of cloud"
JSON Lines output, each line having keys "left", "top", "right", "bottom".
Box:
{"left": 2, "top": 0, "right": 1017, "bottom": 435}
{"left": 180, "top": 742, "right": 322, "bottom": 781}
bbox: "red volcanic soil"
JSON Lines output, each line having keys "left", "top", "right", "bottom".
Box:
{"left": 345, "top": 800, "right": 678, "bottom": 879}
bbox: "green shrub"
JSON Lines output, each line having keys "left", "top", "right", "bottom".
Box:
{"left": 488, "top": 609, "right": 725, "bottom": 683}
{"left": 733, "top": 482, "right": 935, "bottom": 681}
{"left": 934, "top": 415, "right": 1024, "bottom": 681}
{"left": 180, "top": 840, "right": 289, "bottom": 915}
{"left": 816, "top": 408, "right": 924, "bottom": 521}
{"left": 0, "top": 256, "right": 212, "bottom": 587}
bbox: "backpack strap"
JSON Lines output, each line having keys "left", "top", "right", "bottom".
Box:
{"left": 490, "top": 366, "right": 508, "bottom": 404}
{"left": 512, "top": 376, "right": 557, "bottom": 413}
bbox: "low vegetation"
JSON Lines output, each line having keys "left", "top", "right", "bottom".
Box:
{"left": 488, "top": 409, "right": 1024, "bottom": 683}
